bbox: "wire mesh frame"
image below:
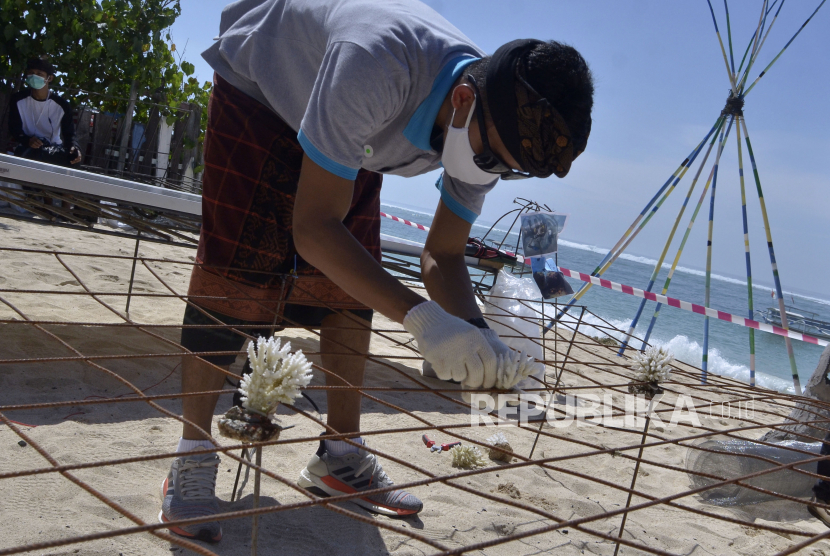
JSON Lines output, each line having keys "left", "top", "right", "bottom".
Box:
{"left": 2, "top": 237, "right": 830, "bottom": 555}
{"left": 0, "top": 180, "right": 201, "bottom": 248}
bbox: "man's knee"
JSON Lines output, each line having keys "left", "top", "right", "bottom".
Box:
{"left": 180, "top": 304, "right": 249, "bottom": 367}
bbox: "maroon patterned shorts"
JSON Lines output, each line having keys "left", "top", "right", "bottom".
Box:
{"left": 187, "top": 74, "right": 382, "bottom": 323}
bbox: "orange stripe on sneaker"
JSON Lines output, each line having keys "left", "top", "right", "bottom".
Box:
{"left": 321, "top": 475, "right": 358, "bottom": 493}
{"left": 319, "top": 475, "right": 418, "bottom": 516}
{"left": 161, "top": 513, "right": 222, "bottom": 542}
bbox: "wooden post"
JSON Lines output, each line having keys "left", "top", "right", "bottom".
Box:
{"left": 133, "top": 108, "right": 160, "bottom": 176}
{"left": 74, "top": 109, "right": 93, "bottom": 165}
{"left": 166, "top": 103, "right": 190, "bottom": 184}
{"left": 181, "top": 103, "right": 201, "bottom": 190}
{"left": 156, "top": 117, "right": 172, "bottom": 183}
{"left": 116, "top": 80, "right": 138, "bottom": 175}
{"left": 89, "top": 113, "right": 116, "bottom": 171}
{"left": 0, "top": 90, "right": 11, "bottom": 154}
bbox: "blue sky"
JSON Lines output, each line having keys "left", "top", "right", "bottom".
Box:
{"left": 170, "top": 0, "right": 829, "bottom": 295}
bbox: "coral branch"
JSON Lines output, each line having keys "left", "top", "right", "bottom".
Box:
{"left": 450, "top": 445, "right": 488, "bottom": 469}
{"left": 239, "top": 336, "right": 313, "bottom": 416}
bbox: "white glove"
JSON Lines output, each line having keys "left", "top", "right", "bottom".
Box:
{"left": 495, "top": 349, "right": 543, "bottom": 390}
{"left": 479, "top": 329, "right": 513, "bottom": 388}
{"left": 480, "top": 328, "right": 542, "bottom": 389}
{"left": 463, "top": 328, "right": 544, "bottom": 409}
{"left": 403, "top": 301, "right": 497, "bottom": 386}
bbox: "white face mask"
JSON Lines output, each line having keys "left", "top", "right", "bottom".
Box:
{"left": 441, "top": 97, "right": 497, "bottom": 185}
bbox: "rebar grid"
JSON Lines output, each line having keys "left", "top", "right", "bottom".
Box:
{"left": 1, "top": 231, "right": 830, "bottom": 556}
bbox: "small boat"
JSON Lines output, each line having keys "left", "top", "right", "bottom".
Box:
{"left": 756, "top": 305, "right": 830, "bottom": 340}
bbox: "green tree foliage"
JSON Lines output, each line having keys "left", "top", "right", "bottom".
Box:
{"left": 1, "top": 0, "right": 211, "bottom": 127}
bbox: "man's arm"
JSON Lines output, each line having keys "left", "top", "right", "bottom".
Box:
{"left": 8, "top": 94, "right": 29, "bottom": 145}
{"left": 420, "top": 200, "right": 482, "bottom": 321}
{"left": 293, "top": 154, "right": 425, "bottom": 323}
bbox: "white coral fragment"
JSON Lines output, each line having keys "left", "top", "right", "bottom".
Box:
{"left": 487, "top": 431, "right": 510, "bottom": 447}
{"left": 239, "top": 336, "right": 313, "bottom": 416}
{"left": 486, "top": 431, "right": 513, "bottom": 463}
{"left": 450, "top": 445, "right": 487, "bottom": 469}
{"left": 496, "top": 350, "right": 543, "bottom": 390}
{"left": 630, "top": 345, "right": 674, "bottom": 384}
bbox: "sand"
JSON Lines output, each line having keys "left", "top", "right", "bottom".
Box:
{"left": 2, "top": 217, "right": 830, "bottom": 556}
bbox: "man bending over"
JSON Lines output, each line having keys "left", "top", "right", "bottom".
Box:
{"left": 161, "top": 0, "right": 594, "bottom": 542}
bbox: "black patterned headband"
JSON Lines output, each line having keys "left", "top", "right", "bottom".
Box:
{"left": 485, "top": 39, "right": 590, "bottom": 178}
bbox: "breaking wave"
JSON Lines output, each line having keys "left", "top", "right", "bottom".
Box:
{"left": 554, "top": 311, "right": 795, "bottom": 394}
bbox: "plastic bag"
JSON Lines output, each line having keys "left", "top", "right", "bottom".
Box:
{"left": 484, "top": 270, "right": 545, "bottom": 392}
{"left": 685, "top": 438, "right": 821, "bottom": 505}
{"left": 530, "top": 256, "right": 574, "bottom": 299}
{"left": 520, "top": 211, "right": 569, "bottom": 257}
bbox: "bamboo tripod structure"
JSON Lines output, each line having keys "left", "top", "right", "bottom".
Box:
{"left": 552, "top": 0, "right": 826, "bottom": 395}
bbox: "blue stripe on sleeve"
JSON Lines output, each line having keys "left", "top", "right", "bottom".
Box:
{"left": 437, "top": 173, "right": 478, "bottom": 224}
{"left": 297, "top": 130, "right": 360, "bottom": 180}
{"left": 403, "top": 56, "right": 479, "bottom": 151}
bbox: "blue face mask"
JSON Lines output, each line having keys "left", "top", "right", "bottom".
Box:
{"left": 25, "top": 74, "right": 47, "bottom": 90}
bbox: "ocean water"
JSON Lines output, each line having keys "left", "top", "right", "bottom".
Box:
{"left": 380, "top": 202, "right": 828, "bottom": 394}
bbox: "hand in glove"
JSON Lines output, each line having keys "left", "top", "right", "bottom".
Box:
{"left": 479, "top": 328, "right": 543, "bottom": 389}
{"left": 479, "top": 329, "right": 514, "bottom": 386}
{"left": 461, "top": 328, "right": 543, "bottom": 407}
{"left": 403, "top": 301, "right": 497, "bottom": 387}
{"left": 494, "top": 349, "right": 544, "bottom": 390}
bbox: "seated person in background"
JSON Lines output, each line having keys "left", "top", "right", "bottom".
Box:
{"left": 8, "top": 58, "right": 89, "bottom": 221}
{"left": 9, "top": 58, "right": 81, "bottom": 166}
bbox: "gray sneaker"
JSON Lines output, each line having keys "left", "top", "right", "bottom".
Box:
{"left": 159, "top": 453, "right": 223, "bottom": 543}
{"left": 297, "top": 438, "right": 423, "bottom": 517}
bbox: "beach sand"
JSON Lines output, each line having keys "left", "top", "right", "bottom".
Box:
{"left": 1, "top": 217, "right": 829, "bottom": 555}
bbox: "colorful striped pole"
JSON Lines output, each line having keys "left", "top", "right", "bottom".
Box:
{"left": 706, "top": 0, "right": 739, "bottom": 93}
{"left": 743, "top": 0, "right": 827, "bottom": 97}
{"left": 735, "top": 117, "right": 756, "bottom": 387}
{"left": 549, "top": 119, "right": 722, "bottom": 327}
{"left": 747, "top": 1, "right": 769, "bottom": 68}
{"left": 640, "top": 155, "right": 721, "bottom": 351}
{"left": 740, "top": 117, "right": 801, "bottom": 395}
{"left": 723, "top": 0, "right": 737, "bottom": 77}
{"left": 617, "top": 116, "right": 726, "bottom": 356}
{"left": 702, "top": 118, "right": 733, "bottom": 382}
{"left": 751, "top": 0, "right": 782, "bottom": 65}
{"left": 582, "top": 121, "right": 719, "bottom": 278}
{"left": 736, "top": 0, "right": 776, "bottom": 93}
{"left": 559, "top": 1, "right": 822, "bottom": 390}
{"left": 734, "top": 0, "right": 780, "bottom": 82}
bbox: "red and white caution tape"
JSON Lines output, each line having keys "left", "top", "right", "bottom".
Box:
{"left": 378, "top": 211, "right": 827, "bottom": 347}
{"left": 556, "top": 267, "right": 828, "bottom": 347}
{"left": 379, "top": 211, "right": 430, "bottom": 233}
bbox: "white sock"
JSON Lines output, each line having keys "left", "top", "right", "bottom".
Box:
{"left": 325, "top": 437, "right": 363, "bottom": 456}
{"left": 177, "top": 437, "right": 215, "bottom": 453}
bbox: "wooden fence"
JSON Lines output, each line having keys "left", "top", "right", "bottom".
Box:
{"left": 0, "top": 90, "right": 203, "bottom": 195}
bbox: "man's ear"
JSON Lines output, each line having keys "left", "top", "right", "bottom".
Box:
{"left": 449, "top": 83, "right": 476, "bottom": 129}
{"left": 450, "top": 83, "right": 475, "bottom": 111}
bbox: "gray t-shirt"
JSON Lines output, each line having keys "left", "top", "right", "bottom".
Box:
{"left": 202, "top": 0, "right": 498, "bottom": 223}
